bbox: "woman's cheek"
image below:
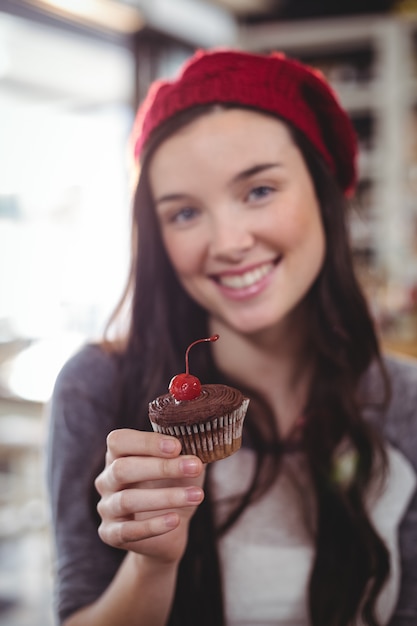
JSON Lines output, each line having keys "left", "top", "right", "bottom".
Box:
{"left": 163, "top": 233, "right": 203, "bottom": 276}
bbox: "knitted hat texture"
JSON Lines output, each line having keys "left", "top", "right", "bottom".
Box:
{"left": 131, "top": 49, "right": 358, "bottom": 196}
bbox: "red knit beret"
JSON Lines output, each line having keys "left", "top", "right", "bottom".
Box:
{"left": 131, "top": 48, "right": 358, "bottom": 196}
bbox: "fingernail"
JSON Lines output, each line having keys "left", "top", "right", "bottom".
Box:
{"left": 180, "top": 458, "right": 200, "bottom": 475}
{"left": 185, "top": 486, "right": 203, "bottom": 503}
{"left": 164, "top": 513, "right": 179, "bottom": 529}
{"left": 160, "top": 438, "right": 178, "bottom": 454}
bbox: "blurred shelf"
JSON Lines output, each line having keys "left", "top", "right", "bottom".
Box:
{"left": 241, "top": 13, "right": 417, "bottom": 314}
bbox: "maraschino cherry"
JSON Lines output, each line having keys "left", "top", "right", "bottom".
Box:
{"left": 169, "top": 334, "right": 219, "bottom": 401}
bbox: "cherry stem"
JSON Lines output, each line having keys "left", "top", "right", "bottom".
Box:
{"left": 185, "top": 334, "right": 219, "bottom": 375}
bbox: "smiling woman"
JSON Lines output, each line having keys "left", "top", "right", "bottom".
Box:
{"left": 149, "top": 108, "right": 325, "bottom": 333}
{"left": 47, "top": 49, "right": 417, "bottom": 626}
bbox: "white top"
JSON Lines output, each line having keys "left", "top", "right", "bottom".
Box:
{"left": 209, "top": 444, "right": 416, "bottom": 626}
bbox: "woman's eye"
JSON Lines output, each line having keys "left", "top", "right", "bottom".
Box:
{"left": 247, "top": 185, "right": 275, "bottom": 202}
{"left": 168, "top": 206, "right": 199, "bottom": 224}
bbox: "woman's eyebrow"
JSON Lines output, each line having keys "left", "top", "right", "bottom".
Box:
{"left": 154, "top": 192, "right": 189, "bottom": 207}
{"left": 232, "top": 162, "right": 282, "bottom": 183}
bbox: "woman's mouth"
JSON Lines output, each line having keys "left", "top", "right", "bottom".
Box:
{"left": 211, "top": 259, "right": 279, "bottom": 299}
{"left": 218, "top": 262, "right": 274, "bottom": 288}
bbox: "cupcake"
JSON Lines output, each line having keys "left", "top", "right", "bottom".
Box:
{"left": 148, "top": 335, "right": 249, "bottom": 463}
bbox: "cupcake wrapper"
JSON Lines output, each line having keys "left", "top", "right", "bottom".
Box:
{"left": 150, "top": 398, "right": 249, "bottom": 463}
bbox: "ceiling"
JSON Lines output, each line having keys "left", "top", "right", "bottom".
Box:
{"left": 205, "top": 0, "right": 397, "bottom": 23}
{"left": 0, "top": 0, "right": 401, "bottom": 47}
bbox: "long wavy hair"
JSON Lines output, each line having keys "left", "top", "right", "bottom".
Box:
{"left": 104, "top": 105, "right": 390, "bottom": 626}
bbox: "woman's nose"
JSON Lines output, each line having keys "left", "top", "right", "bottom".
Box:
{"left": 208, "top": 212, "right": 254, "bottom": 261}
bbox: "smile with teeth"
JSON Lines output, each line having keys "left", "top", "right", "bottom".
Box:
{"left": 217, "top": 261, "right": 275, "bottom": 289}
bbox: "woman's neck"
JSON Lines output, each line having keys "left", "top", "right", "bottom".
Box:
{"left": 209, "top": 310, "right": 315, "bottom": 437}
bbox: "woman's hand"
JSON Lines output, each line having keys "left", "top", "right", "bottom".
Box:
{"left": 95, "top": 428, "right": 205, "bottom": 565}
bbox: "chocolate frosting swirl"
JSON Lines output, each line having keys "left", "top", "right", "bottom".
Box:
{"left": 149, "top": 384, "right": 244, "bottom": 426}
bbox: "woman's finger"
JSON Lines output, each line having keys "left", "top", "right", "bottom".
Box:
{"left": 97, "top": 485, "right": 204, "bottom": 519}
{"left": 96, "top": 454, "right": 203, "bottom": 494}
{"left": 105, "top": 429, "right": 181, "bottom": 463}
{"left": 98, "top": 512, "right": 180, "bottom": 547}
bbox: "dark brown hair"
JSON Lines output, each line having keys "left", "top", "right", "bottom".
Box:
{"left": 105, "top": 106, "right": 390, "bottom": 626}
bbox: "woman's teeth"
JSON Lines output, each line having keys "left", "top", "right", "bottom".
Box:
{"left": 219, "top": 262, "right": 274, "bottom": 289}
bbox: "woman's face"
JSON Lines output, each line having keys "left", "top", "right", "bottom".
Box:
{"left": 149, "top": 108, "right": 326, "bottom": 335}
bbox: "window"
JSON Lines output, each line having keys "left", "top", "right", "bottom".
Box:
{"left": 0, "top": 12, "right": 135, "bottom": 401}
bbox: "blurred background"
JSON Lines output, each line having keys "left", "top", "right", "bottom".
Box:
{"left": 1, "top": 0, "right": 417, "bottom": 624}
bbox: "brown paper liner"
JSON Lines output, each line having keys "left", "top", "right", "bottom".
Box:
{"left": 150, "top": 398, "right": 249, "bottom": 463}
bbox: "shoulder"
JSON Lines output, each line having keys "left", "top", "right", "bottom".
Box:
{"left": 52, "top": 342, "right": 119, "bottom": 411}
{"left": 363, "top": 353, "right": 417, "bottom": 472}
{"left": 383, "top": 353, "right": 417, "bottom": 428}
{"left": 385, "top": 354, "right": 417, "bottom": 471}
{"left": 385, "top": 352, "right": 417, "bottom": 395}
{"left": 48, "top": 342, "right": 122, "bottom": 444}
{"left": 54, "top": 342, "right": 118, "bottom": 390}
